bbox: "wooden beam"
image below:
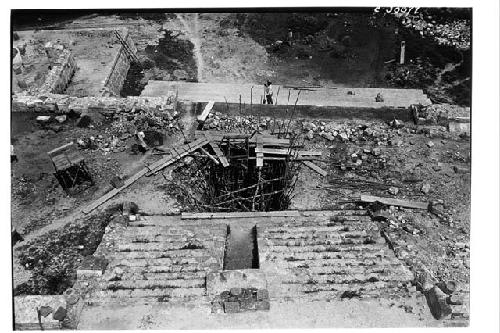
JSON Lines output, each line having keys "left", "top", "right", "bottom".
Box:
{"left": 82, "top": 138, "right": 208, "bottom": 214}
{"left": 181, "top": 210, "right": 300, "bottom": 219}
{"left": 208, "top": 141, "right": 229, "bottom": 167}
{"left": 359, "top": 194, "right": 429, "bottom": 210}
{"left": 302, "top": 161, "right": 328, "bottom": 176}
{"left": 198, "top": 146, "right": 219, "bottom": 165}
{"left": 255, "top": 147, "right": 322, "bottom": 156}
{"left": 196, "top": 101, "right": 214, "bottom": 122}
{"left": 256, "top": 135, "right": 263, "bottom": 168}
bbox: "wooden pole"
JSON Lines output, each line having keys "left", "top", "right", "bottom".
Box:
{"left": 400, "top": 41, "right": 406, "bottom": 65}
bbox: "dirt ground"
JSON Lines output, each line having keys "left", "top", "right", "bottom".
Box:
{"left": 78, "top": 297, "right": 438, "bottom": 329}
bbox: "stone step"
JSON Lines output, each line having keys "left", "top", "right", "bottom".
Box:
{"left": 122, "top": 226, "right": 227, "bottom": 237}
{"left": 86, "top": 295, "right": 210, "bottom": 306}
{"left": 103, "top": 271, "right": 207, "bottom": 281}
{"left": 109, "top": 256, "right": 218, "bottom": 268}
{"left": 109, "top": 249, "right": 208, "bottom": 260}
{"left": 99, "top": 278, "right": 206, "bottom": 290}
{"left": 270, "top": 286, "right": 408, "bottom": 301}
{"left": 90, "top": 287, "right": 206, "bottom": 299}
{"left": 105, "top": 263, "right": 214, "bottom": 274}
{"left": 129, "top": 219, "right": 227, "bottom": 229}
{"left": 263, "top": 243, "right": 390, "bottom": 254}
{"left": 261, "top": 226, "right": 370, "bottom": 235}
{"left": 280, "top": 270, "right": 412, "bottom": 284}
{"left": 272, "top": 281, "right": 403, "bottom": 296}
{"left": 259, "top": 219, "right": 378, "bottom": 230}
{"left": 262, "top": 249, "right": 390, "bottom": 261}
{"left": 117, "top": 242, "right": 212, "bottom": 252}
{"left": 277, "top": 258, "right": 405, "bottom": 269}
{"left": 263, "top": 236, "right": 381, "bottom": 247}
{"left": 262, "top": 237, "right": 386, "bottom": 250}
{"left": 121, "top": 234, "right": 226, "bottom": 243}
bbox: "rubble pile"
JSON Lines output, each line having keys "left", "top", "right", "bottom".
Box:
{"left": 202, "top": 112, "right": 279, "bottom": 133}
{"left": 381, "top": 221, "right": 469, "bottom": 324}
{"left": 211, "top": 288, "right": 270, "bottom": 313}
{"left": 397, "top": 15, "right": 471, "bottom": 50}
{"left": 414, "top": 103, "right": 470, "bottom": 124}
{"left": 301, "top": 119, "right": 412, "bottom": 145}
{"left": 14, "top": 209, "right": 118, "bottom": 296}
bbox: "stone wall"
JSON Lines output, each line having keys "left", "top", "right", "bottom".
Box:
{"left": 14, "top": 295, "right": 67, "bottom": 330}
{"left": 11, "top": 92, "right": 176, "bottom": 115}
{"left": 38, "top": 49, "right": 76, "bottom": 95}
{"left": 102, "top": 29, "right": 137, "bottom": 97}
{"left": 102, "top": 48, "right": 130, "bottom": 96}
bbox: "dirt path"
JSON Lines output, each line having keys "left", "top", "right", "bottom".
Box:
{"left": 176, "top": 13, "right": 204, "bottom": 82}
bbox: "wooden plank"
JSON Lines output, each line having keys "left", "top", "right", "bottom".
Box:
{"left": 196, "top": 131, "right": 290, "bottom": 143}
{"left": 208, "top": 141, "right": 229, "bottom": 167}
{"left": 47, "top": 142, "right": 74, "bottom": 157}
{"left": 196, "top": 101, "right": 214, "bottom": 122}
{"left": 181, "top": 210, "right": 300, "bottom": 219}
{"left": 255, "top": 148, "right": 322, "bottom": 156}
{"left": 301, "top": 161, "right": 328, "bottom": 176}
{"left": 198, "top": 146, "right": 219, "bottom": 165}
{"left": 148, "top": 138, "right": 208, "bottom": 174}
{"left": 360, "top": 194, "right": 429, "bottom": 210}
{"left": 256, "top": 135, "right": 263, "bottom": 168}
{"left": 232, "top": 156, "right": 321, "bottom": 161}
{"left": 82, "top": 138, "right": 208, "bottom": 214}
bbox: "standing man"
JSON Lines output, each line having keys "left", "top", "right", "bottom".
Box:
{"left": 263, "top": 80, "right": 274, "bottom": 105}
{"left": 286, "top": 28, "right": 293, "bottom": 46}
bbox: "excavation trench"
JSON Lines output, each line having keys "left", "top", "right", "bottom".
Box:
{"left": 223, "top": 225, "right": 259, "bottom": 270}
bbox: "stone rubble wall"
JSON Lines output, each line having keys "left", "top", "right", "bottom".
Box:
{"left": 14, "top": 295, "right": 67, "bottom": 330}
{"left": 101, "top": 29, "right": 137, "bottom": 97}
{"left": 12, "top": 92, "right": 176, "bottom": 115}
{"left": 38, "top": 49, "right": 76, "bottom": 95}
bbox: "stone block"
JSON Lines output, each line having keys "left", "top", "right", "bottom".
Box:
{"left": 447, "top": 294, "right": 464, "bottom": 305}
{"left": 223, "top": 301, "right": 240, "bottom": 313}
{"left": 437, "top": 281, "right": 457, "bottom": 295}
{"left": 257, "top": 289, "right": 269, "bottom": 301}
{"left": 211, "top": 301, "right": 224, "bottom": 314}
{"left": 230, "top": 288, "right": 242, "bottom": 296}
{"left": 426, "top": 286, "right": 452, "bottom": 319}
{"left": 52, "top": 306, "right": 67, "bottom": 321}
{"left": 255, "top": 300, "right": 270, "bottom": 311}
{"left": 239, "top": 299, "right": 255, "bottom": 311}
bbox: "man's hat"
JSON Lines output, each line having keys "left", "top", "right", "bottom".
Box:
{"left": 266, "top": 80, "right": 272, "bottom": 85}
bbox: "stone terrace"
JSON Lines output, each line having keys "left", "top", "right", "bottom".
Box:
{"left": 257, "top": 209, "right": 415, "bottom": 301}
{"left": 88, "top": 216, "right": 227, "bottom": 305}
{"left": 85, "top": 209, "right": 416, "bottom": 307}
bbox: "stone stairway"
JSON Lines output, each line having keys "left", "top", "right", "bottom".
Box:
{"left": 257, "top": 209, "right": 415, "bottom": 301}
{"left": 88, "top": 216, "right": 227, "bottom": 305}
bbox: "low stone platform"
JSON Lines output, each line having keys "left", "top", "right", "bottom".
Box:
{"left": 142, "top": 81, "right": 432, "bottom": 108}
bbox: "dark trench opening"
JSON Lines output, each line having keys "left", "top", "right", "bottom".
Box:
{"left": 223, "top": 225, "right": 259, "bottom": 270}
{"left": 203, "top": 143, "right": 297, "bottom": 212}
{"left": 120, "top": 61, "right": 146, "bottom": 97}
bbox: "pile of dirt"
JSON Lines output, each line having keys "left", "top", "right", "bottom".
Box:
{"left": 14, "top": 207, "right": 120, "bottom": 295}
{"left": 143, "top": 30, "right": 198, "bottom": 81}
